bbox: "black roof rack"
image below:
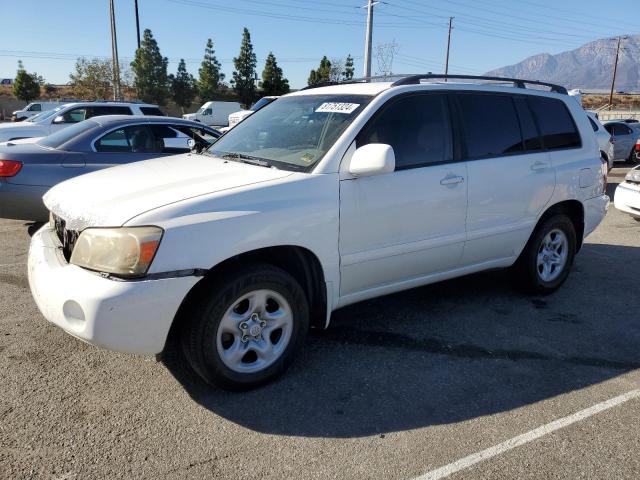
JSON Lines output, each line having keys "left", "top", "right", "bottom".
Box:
{"left": 301, "top": 73, "right": 568, "bottom": 95}
{"left": 391, "top": 74, "right": 568, "bottom": 94}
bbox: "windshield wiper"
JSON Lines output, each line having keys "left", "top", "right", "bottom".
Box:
{"left": 219, "top": 152, "right": 274, "bottom": 168}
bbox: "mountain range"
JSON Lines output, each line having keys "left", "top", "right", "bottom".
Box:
{"left": 485, "top": 34, "right": 640, "bottom": 92}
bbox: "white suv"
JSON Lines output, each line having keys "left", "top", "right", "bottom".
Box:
{"left": 28, "top": 75, "right": 609, "bottom": 390}
{"left": 0, "top": 101, "right": 163, "bottom": 142}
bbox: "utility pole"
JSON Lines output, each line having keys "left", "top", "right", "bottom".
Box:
{"left": 608, "top": 36, "right": 625, "bottom": 110}
{"left": 134, "top": 0, "right": 141, "bottom": 50}
{"left": 109, "top": 0, "right": 122, "bottom": 100}
{"left": 363, "top": 0, "right": 376, "bottom": 78}
{"left": 444, "top": 17, "right": 454, "bottom": 81}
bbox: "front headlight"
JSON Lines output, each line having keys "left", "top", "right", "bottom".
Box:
{"left": 70, "top": 226, "right": 163, "bottom": 277}
{"left": 625, "top": 168, "right": 640, "bottom": 183}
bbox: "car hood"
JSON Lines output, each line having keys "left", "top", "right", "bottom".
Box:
{"left": 0, "top": 136, "right": 42, "bottom": 147}
{"left": 0, "top": 122, "right": 47, "bottom": 141}
{"left": 43, "top": 153, "right": 293, "bottom": 230}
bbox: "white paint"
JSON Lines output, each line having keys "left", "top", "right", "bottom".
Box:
{"left": 414, "top": 389, "right": 640, "bottom": 480}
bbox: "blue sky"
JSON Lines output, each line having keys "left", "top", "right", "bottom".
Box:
{"left": 1, "top": 0, "right": 638, "bottom": 89}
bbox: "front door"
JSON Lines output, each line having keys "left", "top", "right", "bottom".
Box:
{"left": 339, "top": 93, "right": 468, "bottom": 297}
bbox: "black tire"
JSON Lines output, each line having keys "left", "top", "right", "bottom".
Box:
{"left": 181, "top": 263, "right": 309, "bottom": 391}
{"left": 512, "top": 214, "right": 577, "bottom": 294}
{"left": 627, "top": 149, "right": 640, "bottom": 165}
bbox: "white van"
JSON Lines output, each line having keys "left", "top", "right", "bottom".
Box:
{"left": 182, "top": 101, "right": 242, "bottom": 126}
{"left": 12, "top": 101, "right": 68, "bottom": 122}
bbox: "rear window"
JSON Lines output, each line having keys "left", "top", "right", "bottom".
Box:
{"left": 140, "top": 107, "right": 164, "bottom": 116}
{"left": 527, "top": 97, "right": 581, "bottom": 149}
{"left": 458, "top": 94, "right": 523, "bottom": 159}
{"left": 37, "top": 120, "right": 99, "bottom": 149}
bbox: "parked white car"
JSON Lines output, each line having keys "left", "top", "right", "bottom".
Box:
{"left": 586, "top": 111, "right": 614, "bottom": 170}
{"left": 28, "top": 75, "right": 609, "bottom": 390}
{"left": 614, "top": 166, "right": 640, "bottom": 221}
{"left": 183, "top": 101, "right": 242, "bottom": 127}
{"left": 12, "top": 101, "right": 68, "bottom": 122}
{"left": 0, "top": 101, "right": 163, "bottom": 142}
{"left": 226, "top": 96, "right": 278, "bottom": 130}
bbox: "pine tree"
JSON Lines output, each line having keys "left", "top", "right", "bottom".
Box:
{"left": 343, "top": 54, "right": 355, "bottom": 81}
{"left": 198, "top": 38, "right": 224, "bottom": 100}
{"left": 13, "top": 61, "right": 41, "bottom": 103}
{"left": 260, "top": 52, "right": 289, "bottom": 96}
{"left": 130, "top": 29, "right": 170, "bottom": 105}
{"left": 170, "top": 59, "right": 197, "bottom": 113}
{"left": 231, "top": 28, "right": 257, "bottom": 107}
{"left": 307, "top": 56, "right": 331, "bottom": 86}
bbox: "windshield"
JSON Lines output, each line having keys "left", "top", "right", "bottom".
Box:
{"left": 196, "top": 107, "right": 205, "bottom": 114}
{"left": 250, "top": 97, "right": 274, "bottom": 111}
{"left": 27, "top": 107, "right": 63, "bottom": 123}
{"left": 37, "top": 120, "right": 99, "bottom": 149}
{"left": 209, "top": 94, "right": 372, "bottom": 171}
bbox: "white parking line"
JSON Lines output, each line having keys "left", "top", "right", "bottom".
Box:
{"left": 414, "top": 389, "right": 640, "bottom": 480}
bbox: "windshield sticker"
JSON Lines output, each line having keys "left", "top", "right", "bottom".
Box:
{"left": 315, "top": 102, "right": 360, "bottom": 114}
{"left": 301, "top": 153, "right": 315, "bottom": 164}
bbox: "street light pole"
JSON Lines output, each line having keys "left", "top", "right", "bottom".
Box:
{"left": 608, "top": 36, "right": 625, "bottom": 110}
{"left": 444, "top": 17, "right": 454, "bottom": 81}
{"left": 363, "top": 0, "right": 375, "bottom": 78}
{"left": 109, "top": 0, "right": 122, "bottom": 100}
{"left": 134, "top": 0, "right": 141, "bottom": 50}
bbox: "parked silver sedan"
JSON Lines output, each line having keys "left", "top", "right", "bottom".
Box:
{"left": 0, "top": 116, "right": 221, "bottom": 221}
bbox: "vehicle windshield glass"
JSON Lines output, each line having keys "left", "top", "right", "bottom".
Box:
{"left": 209, "top": 94, "right": 372, "bottom": 171}
{"left": 37, "top": 120, "right": 99, "bottom": 149}
{"left": 250, "top": 97, "right": 273, "bottom": 111}
{"left": 196, "top": 107, "right": 205, "bottom": 114}
{"left": 27, "top": 107, "right": 62, "bottom": 123}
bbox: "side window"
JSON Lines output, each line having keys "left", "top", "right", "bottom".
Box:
{"left": 514, "top": 97, "right": 542, "bottom": 152}
{"left": 357, "top": 94, "right": 453, "bottom": 169}
{"left": 28, "top": 104, "right": 42, "bottom": 112}
{"left": 140, "top": 107, "right": 164, "bottom": 116}
{"left": 91, "top": 106, "right": 133, "bottom": 117}
{"left": 95, "top": 125, "right": 160, "bottom": 153}
{"left": 62, "top": 107, "right": 89, "bottom": 123}
{"left": 528, "top": 97, "right": 581, "bottom": 149}
{"left": 588, "top": 117, "right": 599, "bottom": 132}
{"left": 458, "top": 94, "right": 523, "bottom": 158}
{"left": 203, "top": 108, "right": 212, "bottom": 115}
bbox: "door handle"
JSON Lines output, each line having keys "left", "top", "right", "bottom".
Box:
{"left": 440, "top": 175, "right": 464, "bottom": 185}
{"left": 530, "top": 161, "right": 550, "bottom": 172}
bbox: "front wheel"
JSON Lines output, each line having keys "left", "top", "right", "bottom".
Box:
{"left": 181, "top": 264, "right": 309, "bottom": 390}
{"left": 512, "top": 214, "right": 576, "bottom": 294}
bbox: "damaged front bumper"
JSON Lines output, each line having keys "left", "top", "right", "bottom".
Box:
{"left": 27, "top": 225, "right": 200, "bottom": 355}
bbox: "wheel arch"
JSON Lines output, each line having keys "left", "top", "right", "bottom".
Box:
{"left": 536, "top": 199, "right": 585, "bottom": 252}
{"left": 164, "top": 245, "right": 328, "bottom": 353}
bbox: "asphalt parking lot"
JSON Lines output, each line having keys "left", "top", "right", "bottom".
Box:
{"left": 1, "top": 166, "right": 639, "bottom": 479}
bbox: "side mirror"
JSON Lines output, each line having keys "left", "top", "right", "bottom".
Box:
{"left": 187, "top": 138, "right": 196, "bottom": 151}
{"left": 349, "top": 143, "right": 395, "bottom": 177}
{"left": 53, "top": 115, "right": 65, "bottom": 124}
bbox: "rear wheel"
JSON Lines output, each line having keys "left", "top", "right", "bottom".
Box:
{"left": 627, "top": 149, "right": 640, "bottom": 165}
{"left": 513, "top": 214, "right": 576, "bottom": 294}
{"left": 181, "top": 264, "right": 309, "bottom": 390}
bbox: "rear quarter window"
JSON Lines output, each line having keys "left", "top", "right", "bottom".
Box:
{"left": 527, "top": 97, "right": 581, "bottom": 149}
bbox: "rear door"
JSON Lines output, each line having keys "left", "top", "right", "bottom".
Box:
{"left": 459, "top": 93, "right": 556, "bottom": 264}
{"left": 339, "top": 93, "right": 468, "bottom": 296}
